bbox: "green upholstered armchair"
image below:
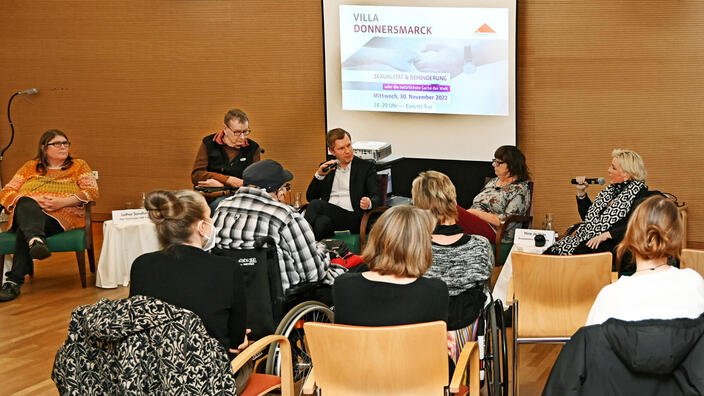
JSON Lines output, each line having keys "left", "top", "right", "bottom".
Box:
{"left": 0, "top": 203, "right": 95, "bottom": 288}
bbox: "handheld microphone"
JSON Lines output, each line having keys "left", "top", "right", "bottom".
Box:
{"left": 570, "top": 177, "right": 605, "bottom": 185}
{"left": 17, "top": 88, "right": 38, "bottom": 95}
{"left": 322, "top": 160, "right": 340, "bottom": 172}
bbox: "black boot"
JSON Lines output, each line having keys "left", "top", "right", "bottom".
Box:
{"left": 0, "top": 281, "right": 21, "bottom": 302}
{"left": 29, "top": 238, "right": 51, "bottom": 260}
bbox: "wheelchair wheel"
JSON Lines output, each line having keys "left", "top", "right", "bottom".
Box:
{"left": 484, "top": 299, "right": 509, "bottom": 396}
{"left": 265, "top": 300, "right": 334, "bottom": 394}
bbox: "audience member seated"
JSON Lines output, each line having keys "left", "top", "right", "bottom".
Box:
{"left": 129, "top": 189, "right": 252, "bottom": 390}
{"left": 543, "top": 313, "right": 704, "bottom": 395}
{"left": 456, "top": 145, "right": 531, "bottom": 244}
{"left": 546, "top": 149, "right": 650, "bottom": 256}
{"left": 213, "top": 159, "right": 346, "bottom": 305}
{"left": 411, "top": 171, "right": 494, "bottom": 363}
{"left": 333, "top": 205, "right": 449, "bottom": 326}
{"left": 53, "top": 295, "right": 239, "bottom": 395}
{"left": 0, "top": 129, "right": 99, "bottom": 302}
{"left": 191, "top": 108, "right": 261, "bottom": 213}
{"left": 304, "top": 128, "right": 381, "bottom": 240}
{"left": 586, "top": 195, "right": 704, "bottom": 325}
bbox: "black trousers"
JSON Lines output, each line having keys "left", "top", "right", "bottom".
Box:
{"left": 5, "top": 197, "right": 63, "bottom": 285}
{"left": 304, "top": 199, "right": 361, "bottom": 241}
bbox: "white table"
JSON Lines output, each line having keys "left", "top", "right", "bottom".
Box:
{"left": 95, "top": 220, "right": 160, "bottom": 288}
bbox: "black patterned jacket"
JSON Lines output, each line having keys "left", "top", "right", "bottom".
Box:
{"left": 52, "top": 296, "right": 237, "bottom": 395}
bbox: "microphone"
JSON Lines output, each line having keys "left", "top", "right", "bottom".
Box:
{"left": 17, "top": 88, "right": 38, "bottom": 95}
{"left": 322, "top": 160, "right": 339, "bottom": 172}
{"left": 571, "top": 177, "right": 605, "bottom": 185}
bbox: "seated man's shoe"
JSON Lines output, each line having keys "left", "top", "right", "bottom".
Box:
{"left": 29, "top": 238, "right": 51, "bottom": 260}
{"left": 0, "top": 281, "right": 21, "bottom": 302}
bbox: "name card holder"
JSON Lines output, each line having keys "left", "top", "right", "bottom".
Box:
{"left": 112, "top": 209, "right": 150, "bottom": 225}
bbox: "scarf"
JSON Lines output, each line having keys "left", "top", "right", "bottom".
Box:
{"left": 548, "top": 180, "right": 646, "bottom": 255}
{"left": 212, "top": 128, "right": 249, "bottom": 147}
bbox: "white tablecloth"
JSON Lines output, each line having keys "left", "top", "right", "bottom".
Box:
{"left": 95, "top": 220, "right": 160, "bottom": 288}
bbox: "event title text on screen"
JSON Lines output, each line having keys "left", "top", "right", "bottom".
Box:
{"left": 353, "top": 13, "right": 432, "bottom": 35}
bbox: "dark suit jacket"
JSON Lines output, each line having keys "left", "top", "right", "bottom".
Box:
{"left": 306, "top": 156, "right": 381, "bottom": 216}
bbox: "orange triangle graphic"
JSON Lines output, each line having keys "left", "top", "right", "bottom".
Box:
{"left": 475, "top": 23, "right": 496, "bottom": 33}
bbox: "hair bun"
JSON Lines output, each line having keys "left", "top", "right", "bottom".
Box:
{"left": 644, "top": 224, "right": 668, "bottom": 258}
{"left": 144, "top": 190, "right": 186, "bottom": 224}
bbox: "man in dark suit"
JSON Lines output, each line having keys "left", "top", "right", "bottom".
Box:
{"left": 305, "top": 128, "right": 381, "bottom": 240}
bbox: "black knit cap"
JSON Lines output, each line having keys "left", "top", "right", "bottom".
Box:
{"left": 243, "top": 159, "right": 293, "bottom": 192}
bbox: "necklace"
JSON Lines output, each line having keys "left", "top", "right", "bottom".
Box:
{"left": 635, "top": 263, "right": 668, "bottom": 273}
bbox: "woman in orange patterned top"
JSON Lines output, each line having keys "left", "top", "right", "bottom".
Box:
{"left": 0, "top": 129, "right": 98, "bottom": 302}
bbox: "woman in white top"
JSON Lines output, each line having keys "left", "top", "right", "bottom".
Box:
{"left": 586, "top": 195, "right": 704, "bottom": 325}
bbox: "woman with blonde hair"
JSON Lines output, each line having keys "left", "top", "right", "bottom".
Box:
{"left": 412, "top": 171, "right": 493, "bottom": 361}
{"left": 547, "top": 149, "right": 652, "bottom": 256}
{"left": 586, "top": 195, "right": 704, "bottom": 325}
{"left": 333, "top": 205, "right": 449, "bottom": 326}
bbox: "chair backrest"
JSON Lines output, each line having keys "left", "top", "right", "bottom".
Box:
{"left": 212, "top": 236, "right": 283, "bottom": 340}
{"left": 523, "top": 181, "right": 534, "bottom": 228}
{"left": 304, "top": 321, "right": 449, "bottom": 396}
{"left": 512, "top": 251, "right": 611, "bottom": 338}
{"left": 681, "top": 249, "right": 704, "bottom": 278}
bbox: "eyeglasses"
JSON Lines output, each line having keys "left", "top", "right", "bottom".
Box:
{"left": 225, "top": 128, "right": 251, "bottom": 137}
{"left": 492, "top": 159, "right": 505, "bottom": 165}
{"left": 47, "top": 141, "right": 71, "bottom": 148}
{"left": 279, "top": 183, "right": 291, "bottom": 192}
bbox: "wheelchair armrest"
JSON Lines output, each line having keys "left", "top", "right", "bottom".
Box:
{"left": 284, "top": 282, "right": 317, "bottom": 299}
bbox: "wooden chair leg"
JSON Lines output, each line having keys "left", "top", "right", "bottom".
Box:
{"left": 75, "top": 250, "right": 87, "bottom": 288}
{"left": 88, "top": 245, "right": 96, "bottom": 273}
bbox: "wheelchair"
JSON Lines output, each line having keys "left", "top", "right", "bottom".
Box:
{"left": 480, "top": 293, "right": 509, "bottom": 396}
{"left": 450, "top": 284, "right": 509, "bottom": 396}
{"left": 212, "top": 236, "right": 333, "bottom": 395}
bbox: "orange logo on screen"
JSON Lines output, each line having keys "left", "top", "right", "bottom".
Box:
{"left": 475, "top": 24, "right": 496, "bottom": 33}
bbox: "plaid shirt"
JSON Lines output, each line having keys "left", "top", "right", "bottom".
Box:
{"left": 212, "top": 187, "right": 345, "bottom": 293}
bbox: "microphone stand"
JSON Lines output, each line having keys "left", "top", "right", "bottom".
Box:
{"left": 1, "top": 92, "right": 22, "bottom": 188}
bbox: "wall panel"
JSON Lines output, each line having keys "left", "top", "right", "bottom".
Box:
{"left": 1, "top": 0, "right": 703, "bottom": 246}
{"left": 0, "top": 1, "right": 328, "bottom": 218}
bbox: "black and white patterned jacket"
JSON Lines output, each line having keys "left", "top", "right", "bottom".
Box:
{"left": 52, "top": 295, "right": 236, "bottom": 395}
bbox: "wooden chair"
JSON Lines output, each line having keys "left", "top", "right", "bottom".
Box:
{"left": 510, "top": 251, "right": 611, "bottom": 396}
{"left": 301, "top": 321, "right": 479, "bottom": 396}
{"left": 681, "top": 248, "right": 704, "bottom": 277}
{"left": 0, "top": 203, "right": 95, "bottom": 287}
{"left": 231, "top": 334, "right": 293, "bottom": 396}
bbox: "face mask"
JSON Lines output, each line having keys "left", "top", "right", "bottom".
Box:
{"left": 199, "top": 220, "right": 217, "bottom": 251}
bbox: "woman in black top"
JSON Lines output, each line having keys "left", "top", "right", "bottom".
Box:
{"left": 129, "top": 190, "right": 249, "bottom": 387}
{"left": 333, "top": 205, "right": 449, "bottom": 326}
{"left": 546, "top": 149, "right": 650, "bottom": 257}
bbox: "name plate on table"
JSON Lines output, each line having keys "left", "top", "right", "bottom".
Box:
{"left": 112, "top": 209, "right": 150, "bottom": 225}
{"left": 514, "top": 228, "right": 557, "bottom": 250}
